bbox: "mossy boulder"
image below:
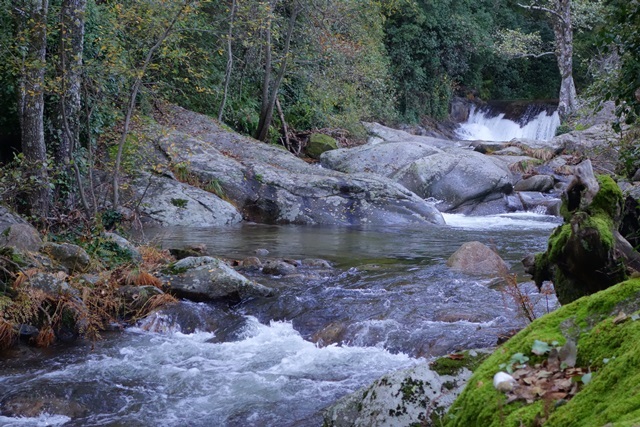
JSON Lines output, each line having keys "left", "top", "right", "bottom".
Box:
{"left": 445, "top": 278, "right": 640, "bottom": 427}
{"left": 525, "top": 161, "right": 633, "bottom": 304}
{"left": 306, "top": 133, "right": 338, "bottom": 159}
{"left": 324, "top": 350, "right": 491, "bottom": 427}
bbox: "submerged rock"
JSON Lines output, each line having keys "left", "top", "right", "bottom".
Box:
{"left": 164, "top": 256, "right": 273, "bottom": 302}
{"left": 446, "top": 241, "right": 509, "bottom": 277}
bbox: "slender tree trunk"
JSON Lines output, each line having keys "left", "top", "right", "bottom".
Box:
{"left": 255, "top": 3, "right": 299, "bottom": 142}
{"left": 255, "top": 6, "right": 273, "bottom": 141}
{"left": 553, "top": 0, "right": 577, "bottom": 118}
{"left": 57, "top": 0, "right": 87, "bottom": 166}
{"left": 112, "top": 2, "right": 188, "bottom": 209}
{"left": 13, "top": 0, "right": 50, "bottom": 219}
{"left": 218, "top": 0, "right": 236, "bottom": 122}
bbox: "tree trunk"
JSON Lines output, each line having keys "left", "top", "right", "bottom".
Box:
{"left": 255, "top": 3, "right": 299, "bottom": 142}
{"left": 57, "top": 0, "right": 87, "bottom": 166}
{"left": 218, "top": 0, "right": 236, "bottom": 122}
{"left": 552, "top": 0, "right": 577, "bottom": 118}
{"left": 14, "top": 0, "right": 50, "bottom": 219}
{"left": 112, "top": 2, "right": 188, "bottom": 209}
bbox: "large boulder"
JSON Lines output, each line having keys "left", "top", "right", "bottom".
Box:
{"left": 321, "top": 141, "right": 443, "bottom": 177}
{"left": 40, "top": 243, "right": 91, "bottom": 273}
{"left": 446, "top": 241, "right": 509, "bottom": 277}
{"left": 324, "top": 350, "right": 489, "bottom": 427}
{"left": 0, "top": 206, "right": 41, "bottom": 252}
{"left": 164, "top": 256, "right": 273, "bottom": 302}
{"left": 393, "top": 149, "right": 513, "bottom": 212}
{"left": 133, "top": 173, "right": 242, "bottom": 227}
{"left": 322, "top": 124, "right": 514, "bottom": 213}
{"left": 147, "top": 106, "right": 445, "bottom": 226}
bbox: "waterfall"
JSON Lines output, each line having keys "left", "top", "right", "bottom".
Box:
{"left": 456, "top": 103, "right": 561, "bottom": 142}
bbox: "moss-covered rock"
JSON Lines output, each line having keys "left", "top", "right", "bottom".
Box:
{"left": 306, "top": 133, "right": 338, "bottom": 159}
{"left": 445, "top": 278, "right": 640, "bottom": 427}
{"left": 526, "top": 162, "right": 629, "bottom": 305}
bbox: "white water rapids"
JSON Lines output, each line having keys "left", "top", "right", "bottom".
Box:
{"left": 0, "top": 215, "right": 561, "bottom": 426}
{"left": 456, "top": 104, "right": 560, "bottom": 141}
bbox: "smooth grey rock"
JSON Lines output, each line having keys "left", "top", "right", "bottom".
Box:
{"left": 261, "top": 260, "right": 297, "bottom": 276}
{"left": 103, "top": 232, "right": 142, "bottom": 262}
{"left": 152, "top": 108, "right": 445, "bottom": 226}
{"left": 29, "top": 272, "right": 77, "bottom": 295}
{"left": 0, "top": 223, "right": 42, "bottom": 252}
{"left": 133, "top": 173, "right": 242, "bottom": 227}
{"left": 514, "top": 175, "right": 555, "bottom": 193}
{"left": 446, "top": 241, "right": 509, "bottom": 277}
{"left": 323, "top": 362, "right": 472, "bottom": 427}
{"left": 632, "top": 169, "right": 640, "bottom": 182}
{"left": 394, "top": 149, "right": 513, "bottom": 211}
{"left": 40, "top": 242, "right": 91, "bottom": 273}
{"left": 321, "top": 141, "right": 443, "bottom": 177}
{"left": 518, "top": 192, "right": 562, "bottom": 215}
{"left": 0, "top": 206, "right": 41, "bottom": 252}
{"left": 165, "top": 256, "right": 273, "bottom": 302}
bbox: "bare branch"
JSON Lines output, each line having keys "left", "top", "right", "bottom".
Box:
{"left": 517, "top": 2, "right": 568, "bottom": 25}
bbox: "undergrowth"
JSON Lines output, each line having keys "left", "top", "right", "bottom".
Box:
{"left": 0, "top": 240, "right": 176, "bottom": 349}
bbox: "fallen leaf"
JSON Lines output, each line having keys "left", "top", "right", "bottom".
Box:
{"left": 537, "top": 370, "right": 553, "bottom": 379}
{"left": 447, "top": 353, "right": 465, "bottom": 360}
{"left": 613, "top": 311, "right": 628, "bottom": 324}
{"left": 544, "top": 391, "right": 568, "bottom": 400}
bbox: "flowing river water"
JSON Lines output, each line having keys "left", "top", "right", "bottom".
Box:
{"left": 0, "top": 212, "right": 561, "bottom": 427}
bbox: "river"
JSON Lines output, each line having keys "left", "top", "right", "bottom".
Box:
{"left": 0, "top": 212, "right": 560, "bottom": 427}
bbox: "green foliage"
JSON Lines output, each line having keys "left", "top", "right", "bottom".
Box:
{"left": 600, "top": 0, "right": 640, "bottom": 123}
{"left": 85, "top": 236, "right": 134, "bottom": 268}
{"left": 616, "top": 127, "right": 640, "bottom": 179}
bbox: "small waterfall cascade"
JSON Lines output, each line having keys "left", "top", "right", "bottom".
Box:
{"left": 456, "top": 102, "right": 561, "bottom": 142}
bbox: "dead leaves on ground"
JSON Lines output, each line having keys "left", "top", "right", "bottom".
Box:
{"left": 506, "top": 362, "right": 589, "bottom": 405}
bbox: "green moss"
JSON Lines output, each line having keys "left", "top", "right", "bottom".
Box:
{"left": 589, "top": 175, "right": 623, "bottom": 221}
{"left": 584, "top": 215, "right": 614, "bottom": 250}
{"left": 547, "top": 224, "right": 571, "bottom": 263}
{"left": 430, "top": 350, "right": 491, "bottom": 376}
{"left": 161, "top": 262, "right": 188, "bottom": 275}
{"left": 445, "top": 279, "right": 640, "bottom": 427}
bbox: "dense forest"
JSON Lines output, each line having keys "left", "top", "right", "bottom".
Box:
{"left": 0, "top": 0, "right": 638, "bottom": 223}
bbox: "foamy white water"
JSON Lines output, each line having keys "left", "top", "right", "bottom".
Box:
{"left": 1, "top": 317, "right": 415, "bottom": 426}
{"left": 443, "top": 212, "right": 561, "bottom": 231}
{"left": 457, "top": 105, "right": 560, "bottom": 141}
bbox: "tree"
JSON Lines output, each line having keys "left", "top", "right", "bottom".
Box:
{"left": 12, "top": 0, "right": 50, "bottom": 219}
{"left": 57, "top": 0, "right": 91, "bottom": 214}
{"left": 254, "top": 0, "right": 300, "bottom": 142}
{"left": 495, "top": 0, "right": 603, "bottom": 118}
{"left": 111, "top": 0, "right": 196, "bottom": 209}
{"left": 520, "top": 0, "right": 577, "bottom": 118}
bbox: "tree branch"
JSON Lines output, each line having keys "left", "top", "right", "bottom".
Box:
{"left": 517, "top": 3, "right": 568, "bottom": 25}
